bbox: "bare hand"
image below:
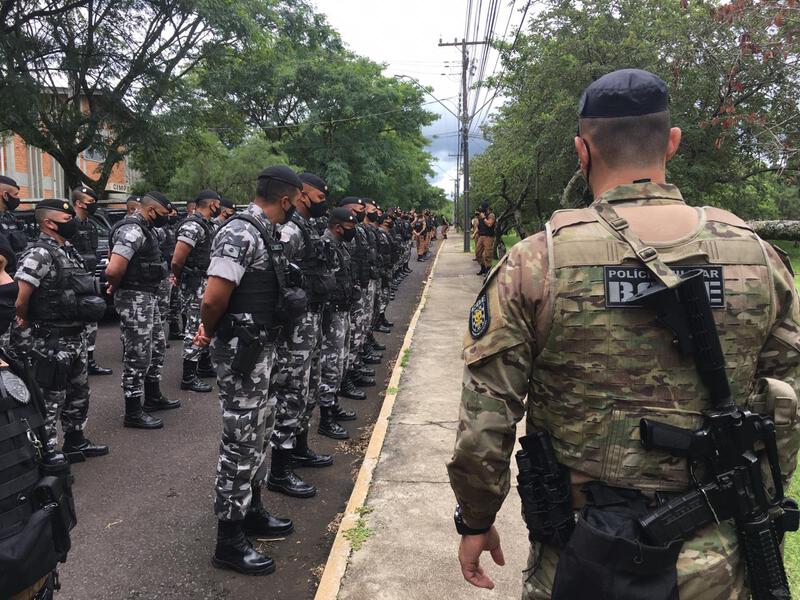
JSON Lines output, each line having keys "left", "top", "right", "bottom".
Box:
{"left": 458, "top": 526, "right": 505, "bottom": 590}
{"left": 193, "top": 323, "right": 211, "bottom": 348}
{"left": 169, "top": 273, "right": 177, "bottom": 287}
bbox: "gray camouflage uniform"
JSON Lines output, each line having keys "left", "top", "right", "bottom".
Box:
{"left": 346, "top": 225, "right": 376, "bottom": 371}
{"left": 176, "top": 216, "right": 213, "bottom": 363}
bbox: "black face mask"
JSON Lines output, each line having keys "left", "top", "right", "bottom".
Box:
{"left": 366, "top": 212, "right": 378, "bottom": 223}
{"left": 210, "top": 204, "right": 221, "bottom": 218}
{"left": 55, "top": 218, "right": 78, "bottom": 240}
{"left": 168, "top": 214, "right": 180, "bottom": 225}
{"left": 0, "top": 281, "right": 17, "bottom": 333}
{"left": 309, "top": 201, "right": 327, "bottom": 219}
{"left": 152, "top": 211, "right": 169, "bottom": 228}
{"left": 3, "top": 194, "right": 19, "bottom": 212}
{"left": 341, "top": 227, "right": 356, "bottom": 242}
{"left": 355, "top": 211, "right": 365, "bottom": 223}
{"left": 84, "top": 202, "right": 98, "bottom": 216}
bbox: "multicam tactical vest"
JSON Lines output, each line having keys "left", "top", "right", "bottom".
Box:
{"left": 530, "top": 203, "right": 775, "bottom": 492}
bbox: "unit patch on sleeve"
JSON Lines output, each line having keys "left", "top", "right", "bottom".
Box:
{"left": 469, "top": 292, "right": 491, "bottom": 339}
{"left": 604, "top": 265, "right": 725, "bottom": 308}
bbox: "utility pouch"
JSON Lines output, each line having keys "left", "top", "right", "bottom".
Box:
{"left": 231, "top": 326, "right": 266, "bottom": 376}
{"left": 0, "top": 505, "right": 60, "bottom": 597}
{"left": 277, "top": 287, "right": 308, "bottom": 323}
{"left": 551, "top": 483, "right": 682, "bottom": 600}
{"left": 34, "top": 351, "right": 69, "bottom": 390}
{"left": 35, "top": 474, "right": 75, "bottom": 557}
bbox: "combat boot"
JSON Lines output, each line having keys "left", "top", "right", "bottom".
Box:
{"left": 367, "top": 333, "right": 386, "bottom": 351}
{"left": 144, "top": 380, "right": 182, "bottom": 411}
{"left": 196, "top": 352, "right": 216, "bottom": 378}
{"left": 318, "top": 406, "right": 348, "bottom": 440}
{"left": 379, "top": 313, "right": 394, "bottom": 328}
{"left": 180, "top": 359, "right": 212, "bottom": 393}
{"left": 373, "top": 321, "right": 391, "bottom": 334}
{"left": 361, "top": 352, "right": 382, "bottom": 365}
{"left": 339, "top": 373, "right": 367, "bottom": 400}
{"left": 123, "top": 396, "right": 163, "bottom": 429}
{"left": 331, "top": 399, "right": 357, "bottom": 422}
{"left": 87, "top": 351, "right": 113, "bottom": 376}
{"left": 351, "top": 371, "right": 376, "bottom": 387}
{"left": 291, "top": 431, "right": 334, "bottom": 468}
{"left": 267, "top": 448, "right": 316, "bottom": 498}
{"left": 242, "top": 486, "right": 294, "bottom": 537}
{"left": 62, "top": 430, "right": 109, "bottom": 461}
{"left": 212, "top": 520, "right": 275, "bottom": 575}
{"left": 356, "top": 366, "right": 376, "bottom": 377}
{"left": 168, "top": 319, "right": 184, "bottom": 341}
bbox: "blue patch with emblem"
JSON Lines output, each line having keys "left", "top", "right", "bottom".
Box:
{"left": 469, "top": 292, "right": 490, "bottom": 339}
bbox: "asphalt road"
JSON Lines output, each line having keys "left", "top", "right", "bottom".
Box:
{"left": 57, "top": 243, "right": 437, "bottom": 600}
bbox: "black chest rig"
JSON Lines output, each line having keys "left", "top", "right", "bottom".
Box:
{"left": 0, "top": 212, "right": 28, "bottom": 253}
{"left": 292, "top": 215, "right": 336, "bottom": 305}
{"left": 109, "top": 217, "right": 166, "bottom": 293}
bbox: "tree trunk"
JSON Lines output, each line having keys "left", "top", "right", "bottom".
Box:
{"left": 749, "top": 221, "right": 800, "bottom": 240}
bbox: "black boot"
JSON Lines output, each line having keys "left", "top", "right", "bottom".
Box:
{"left": 181, "top": 359, "right": 213, "bottom": 393}
{"left": 361, "top": 352, "right": 382, "bottom": 365}
{"left": 243, "top": 486, "right": 294, "bottom": 537}
{"left": 367, "top": 333, "right": 386, "bottom": 351}
{"left": 331, "top": 400, "right": 357, "bottom": 422}
{"left": 196, "top": 351, "right": 216, "bottom": 378}
{"left": 380, "top": 313, "right": 394, "bottom": 328}
{"left": 373, "top": 322, "right": 391, "bottom": 334}
{"left": 267, "top": 448, "right": 316, "bottom": 498}
{"left": 123, "top": 396, "right": 163, "bottom": 429}
{"left": 212, "top": 520, "right": 275, "bottom": 575}
{"left": 144, "top": 380, "right": 182, "bottom": 411}
{"left": 339, "top": 373, "right": 367, "bottom": 400}
{"left": 291, "top": 431, "right": 334, "bottom": 468}
{"left": 318, "top": 406, "right": 349, "bottom": 440}
{"left": 168, "top": 319, "right": 184, "bottom": 341}
{"left": 87, "top": 351, "right": 113, "bottom": 376}
{"left": 351, "top": 371, "right": 376, "bottom": 387}
{"left": 476, "top": 265, "right": 488, "bottom": 276}
{"left": 62, "top": 430, "right": 109, "bottom": 460}
{"left": 356, "top": 366, "right": 376, "bottom": 377}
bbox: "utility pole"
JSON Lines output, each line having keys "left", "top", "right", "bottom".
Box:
{"left": 439, "top": 38, "right": 488, "bottom": 252}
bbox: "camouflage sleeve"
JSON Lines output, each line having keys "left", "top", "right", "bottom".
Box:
{"left": 279, "top": 221, "right": 303, "bottom": 260}
{"left": 111, "top": 223, "right": 145, "bottom": 261}
{"left": 177, "top": 220, "right": 204, "bottom": 248}
{"left": 14, "top": 246, "right": 53, "bottom": 288}
{"left": 446, "top": 233, "right": 549, "bottom": 529}
{"left": 207, "top": 220, "right": 257, "bottom": 285}
{"left": 753, "top": 242, "right": 800, "bottom": 484}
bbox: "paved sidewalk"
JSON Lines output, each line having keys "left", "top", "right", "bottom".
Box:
{"left": 335, "top": 238, "right": 528, "bottom": 600}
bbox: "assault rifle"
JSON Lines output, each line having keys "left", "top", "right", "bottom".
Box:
{"left": 634, "top": 269, "right": 799, "bottom": 600}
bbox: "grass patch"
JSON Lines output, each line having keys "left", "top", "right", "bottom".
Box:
{"left": 387, "top": 386, "right": 400, "bottom": 395}
{"left": 400, "top": 348, "right": 410, "bottom": 367}
{"left": 343, "top": 506, "right": 374, "bottom": 551}
{"left": 769, "top": 239, "right": 800, "bottom": 289}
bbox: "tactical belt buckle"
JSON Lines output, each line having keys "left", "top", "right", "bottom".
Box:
{"left": 637, "top": 246, "right": 658, "bottom": 263}
{"left": 608, "top": 216, "right": 629, "bottom": 231}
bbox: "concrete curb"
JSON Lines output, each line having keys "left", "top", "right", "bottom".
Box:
{"left": 314, "top": 242, "right": 446, "bottom": 600}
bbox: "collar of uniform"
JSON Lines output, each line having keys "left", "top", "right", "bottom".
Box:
{"left": 131, "top": 211, "right": 151, "bottom": 228}
{"left": 595, "top": 182, "right": 684, "bottom": 206}
{"left": 291, "top": 211, "right": 308, "bottom": 226}
{"left": 245, "top": 202, "right": 275, "bottom": 232}
{"left": 36, "top": 233, "right": 70, "bottom": 249}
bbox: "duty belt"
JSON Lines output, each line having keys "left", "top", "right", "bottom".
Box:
{"left": 32, "top": 324, "right": 85, "bottom": 337}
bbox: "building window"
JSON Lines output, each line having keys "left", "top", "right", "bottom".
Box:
{"left": 28, "top": 145, "right": 43, "bottom": 197}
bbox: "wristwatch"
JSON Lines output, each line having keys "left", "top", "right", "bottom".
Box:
{"left": 454, "top": 504, "right": 491, "bottom": 536}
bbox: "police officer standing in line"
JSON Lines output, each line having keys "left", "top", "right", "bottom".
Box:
{"left": 171, "top": 190, "right": 221, "bottom": 393}
{"left": 360, "top": 200, "right": 386, "bottom": 361}
{"left": 412, "top": 213, "right": 427, "bottom": 261}
{"left": 71, "top": 186, "right": 113, "bottom": 376}
{"left": 12, "top": 200, "right": 109, "bottom": 461}
{"left": 447, "top": 69, "right": 800, "bottom": 599}
{"left": 154, "top": 205, "right": 180, "bottom": 350}
{"left": 106, "top": 192, "right": 180, "bottom": 430}
{"left": 313, "top": 208, "right": 360, "bottom": 440}
{"left": 266, "top": 171, "right": 335, "bottom": 499}
{"left": 215, "top": 196, "right": 236, "bottom": 231}
{"left": 372, "top": 207, "right": 394, "bottom": 334}
{"left": 0, "top": 176, "right": 26, "bottom": 258}
{"left": 193, "top": 165, "right": 299, "bottom": 575}
{"left": 474, "top": 202, "right": 495, "bottom": 276}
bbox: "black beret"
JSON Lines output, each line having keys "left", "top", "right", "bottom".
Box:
{"left": 0, "top": 176, "right": 19, "bottom": 189}
{"left": 0, "top": 233, "right": 15, "bottom": 272}
{"left": 258, "top": 165, "right": 303, "bottom": 190}
{"left": 73, "top": 186, "right": 98, "bottom": 201}
{"left": 338, "top": 197, "right": 364, "bottom": 207}
{"left": 126, "top": 195, "right": 141, "bottom": 203}
{"left": 330, "top": 207, "right": 357, "bottom": 224}
{"left": 35, "top": 199, "right": 75, "bottom": 216}
{"left": 298, "top": 172, "right": 329, "bottom": 194}
{"left": 219, "top": 196, "right": 235, "bottom": 209}
{"left": 363, "top": 198, "right": 377, "bottom": 206}
{"left": 142, "top": 191, "right": 173, "bottom": 211}
{"left": 578, "top": 69, "right": 669, "bottom": 119}
{"left": 195, "top": 189, "right": 220, "bottom": 203}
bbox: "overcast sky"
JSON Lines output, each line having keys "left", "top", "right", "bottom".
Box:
{"left": 313, "top": 0, "right": 525, "bottom": 198}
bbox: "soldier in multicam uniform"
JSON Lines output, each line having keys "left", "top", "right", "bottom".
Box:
{"left": 105, "top": 191, "right": 181, "bottom": 430}
{"left": 447, "top": 69, "right": 800, "bottom": 600}
{"left": 12, "top": 199, "right": 108, "bottom": 461}
{"left": 266, "top": 171, "right": 336, "bottom": 498}
{"left": 194, "top": 165, "right": 299, "bottom": 575}
{"left": 71, "top": 185, "right": 113, "bottom": 376}
{"left": 171, "top": 190, "right": 222, "bottom": 393}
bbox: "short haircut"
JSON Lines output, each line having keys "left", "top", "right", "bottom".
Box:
{"left": 126, "top": 199, "right": 140, "bottom": 210}
{"left": 197, "top": 196, "right": 216, "bottom": 208}
{"left": 256, "top": 178, "right": 298, "bottom": 204}
{"left": 141, "top": 196, "right": 163, "bottom": 210}
{"left": 35, "top": 208, "right": 61, "bottom": 226}
{"left": 579, "top": 111, "right": 671, "bottom": 169}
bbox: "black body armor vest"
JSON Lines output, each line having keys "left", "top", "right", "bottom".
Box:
{"left": 109, "top": 217, "right": 167, "bottom": 293}
{"left": 478, "top": 215, "right": 495, "bottom": 236}
{"left": 292, "top": 215, "right": 336, "bottom": 304}
{"left": 180, "top": 214, "right": 214, "bottom": 272}
{"left": 72, "top": 217, "right": 99, "bottom": 272}
{"left": 0, "top": 211, "right": 28, "bottom": 253}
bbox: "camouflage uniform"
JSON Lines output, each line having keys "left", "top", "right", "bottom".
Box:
{"left": 0, "top": 210, "right": 28, "bottom": 255}
{"left": 447, "top": 183, "right": 800, "bottom": 600}
{"left": 12, "top": 236, "right": 92, "bottom": 451}
{"left": 73, "top": 214, "right": 100, "bottom": 354}
{"left": 154, "top": 226, "right": 174, "bottom": 338}
{"left": 347, "top": 223, "right": 378, "bottom": 369}
{"left": 176, "top": 215, "right": 214, "bottom": 363}
{"left": 209, "top": 203, "right": 282, "bottom": 521}
{"left": 110, "top": 213, "right": 167, "bottom": 401}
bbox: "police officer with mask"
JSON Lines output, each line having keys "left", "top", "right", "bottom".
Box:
{"left": 0, "top": 176, "right": 27, "bottom": 257}
{"left": 193, "top": 165, "right": 301, "bottom": 575}
{"left": 71, "top": 186, "right": 113, "bottom": 376}
{"left": 447, "top": 69, "right": 800, "bottom": 600}
{"left": 12, "top": 200, "right": 109, "bottom": 461}
{"left": 106, "top": 192, "right": 180, "bottom": 430}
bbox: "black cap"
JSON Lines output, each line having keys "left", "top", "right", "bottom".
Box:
{"left": 126, "top": 195, "right": 141, "bottom": 203}
{"left": 219, "top": 196, "right": 235, "bottom": 209}
{"left": 73, "top": 186, "right": 98, "bottom": 201}
{"left": 578, "top": 69, "right": 669, "bottom": 119}
{"left": 338, "top": 197, "right": 364, "bottom": 207}
{"left": 35, "top": 199, "right": 75, "bottom": 216}
{"left": 258, "top": 165, "right": 303, "bottom": 190}
{"left": 330, "top": 207, "right": 357, "bottom": 224}
{"left": 298, "top": 172, "right": 328, "bottom": 194}
{"left": 195, "top": 189, "right": 220, "bottom": 203}
{"left": 0, "top": 233, "right": 15, "bottom": 272}
{"left": 142, "top": 191, "right": 173, "bottom": 211}
{"left": 0, "top": 176, "right": 19, "bottom": 189}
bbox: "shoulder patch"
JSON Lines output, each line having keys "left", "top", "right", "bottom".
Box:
{"left": 221, "top": 242, "right": 245, "bottom": 261}
{"left": 469, "top": 292, "right": 490, "bottom": 339}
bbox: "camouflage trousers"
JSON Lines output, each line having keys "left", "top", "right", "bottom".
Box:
{"left": 269, "top": 308, "right": 323, "bottom": 449}
{"left": 180, "top": 277, "right": 205, "bottom": 362}
{"left": 317, "top": 308, "right": 351, "bottom": 409}
{"left": 211, "top": 332, "right": 277, "bottom": 521}
{"left": 521, "top": 524, "right": 747, "bottom": 600}
{"left": 28, "top": 329, "right": 90, "bottom": 451}
{"left": 375, "top": 279, "right": 390, "bottom": 322}
{"left": 84, "top": 321, "right": 98, "bottom": 353}
{"left": 348, "top": 280, "right": 377, "bottom": 370}
{"left": 114, "top": 288, "right": 166, "bottom": 400}
{"left": 157, "top": 279, "right": 171, "bottom": 335}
